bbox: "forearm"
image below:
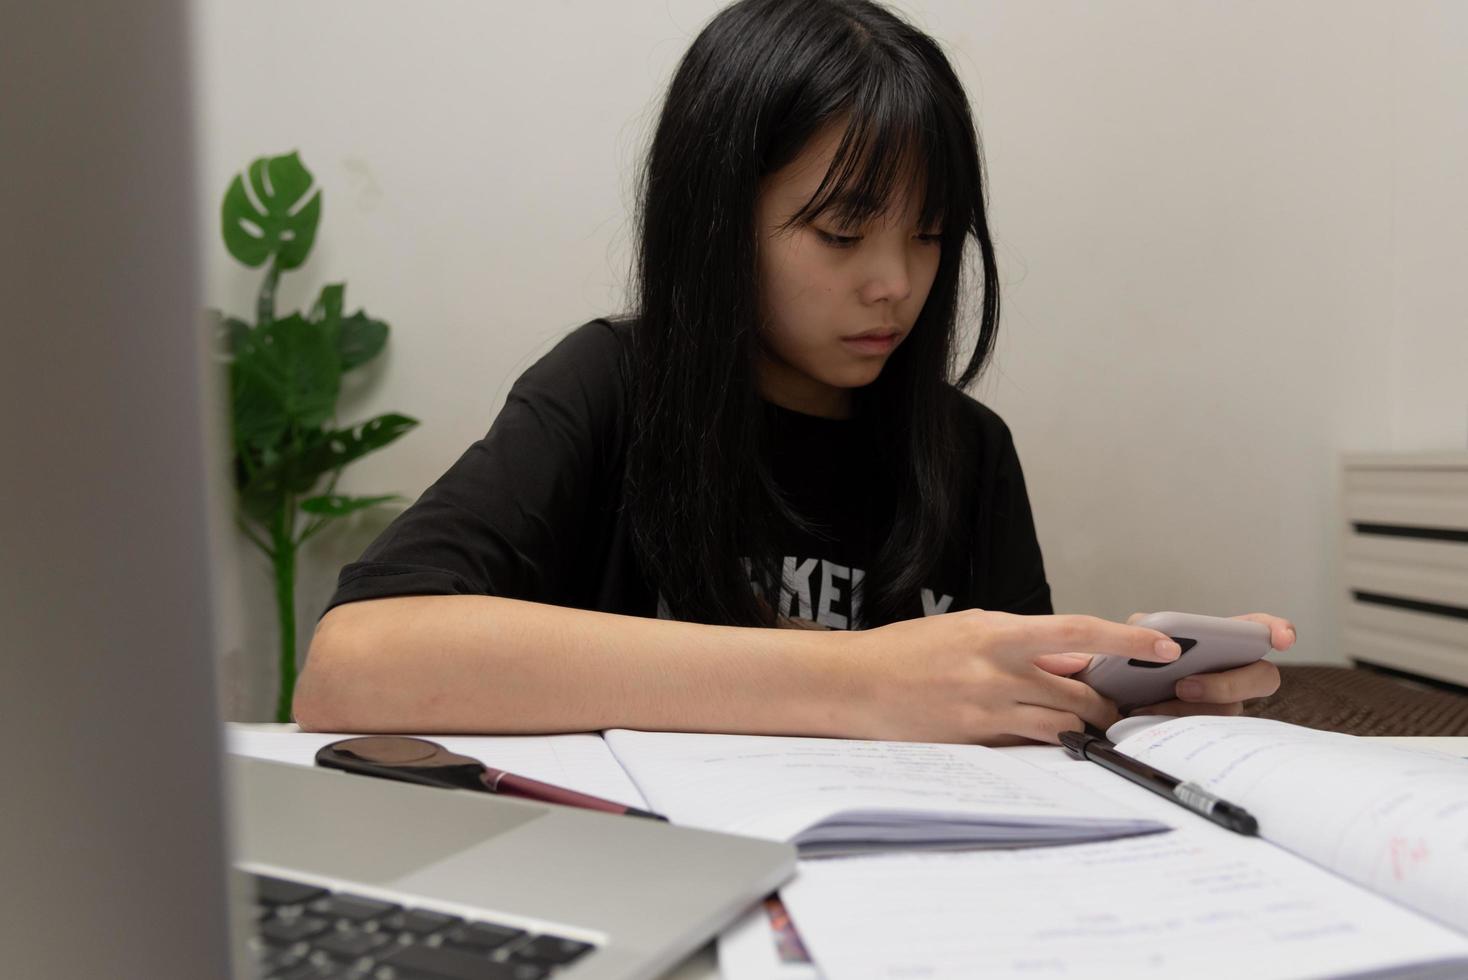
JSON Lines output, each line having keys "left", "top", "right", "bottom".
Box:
{"left": 293, "top": 594, "right": 865, "bottom": 736}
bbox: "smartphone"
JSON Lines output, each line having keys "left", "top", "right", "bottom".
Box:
{"left": 1074, "top": 612, "right": 1272, "bottom": 712}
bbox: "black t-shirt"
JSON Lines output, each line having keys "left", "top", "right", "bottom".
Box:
{"left": 323, "top": 318, "right": 1053, "bottom": 626}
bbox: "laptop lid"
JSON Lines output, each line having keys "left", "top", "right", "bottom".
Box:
{"left": 1, "top": 2, "right": 240, "bottom": 977}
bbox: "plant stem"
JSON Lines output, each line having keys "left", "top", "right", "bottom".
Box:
{"left": 296, "top": 467, "right": 344, "bottom": 545}
{"left": 298, "top": 514, "right": 333, "bottom": 545}
{"left": 257, "top": 259, "right": 280, "bottom": 326}
{"left": 271, "top": 500, "right": 297, "bottom": 723}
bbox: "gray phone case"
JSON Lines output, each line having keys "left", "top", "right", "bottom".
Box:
{"left": 1074, "top": 612, "right": 1272, "bottom": 713}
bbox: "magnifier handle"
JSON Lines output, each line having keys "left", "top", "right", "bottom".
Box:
{"left": 484, "top": 767, "right": 668, "bottom": 821}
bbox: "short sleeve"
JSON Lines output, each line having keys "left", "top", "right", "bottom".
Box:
{"left": 321, "top": 320, "right": 628, "bottom": 618}
{"left": 968, "top": 406, "right": 1054, "bottom": 616}
{"left": 986, "top": 422, "right": 1056, "bottom": 607}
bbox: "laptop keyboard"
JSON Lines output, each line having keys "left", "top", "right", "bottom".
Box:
{"left": 248, "top": 872, "right": 597, "bottom": 980}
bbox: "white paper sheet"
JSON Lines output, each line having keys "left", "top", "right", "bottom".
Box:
{"left": 778, "top": 747, "right": 1468, "bottom": 980}
{"left": 1109, "top": 715, "right": 1468, "bottom": 935}
{"left": 224, "top": 726, "right": 649, "bottom": 809}
{"left": 602, "top": 730, "right": 1164, "bottom": 852}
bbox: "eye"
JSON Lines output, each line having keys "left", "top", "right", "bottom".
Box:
{"left": 815, "top": 229, "right": 861, "bottom": 249}
{"left": 915, "top": 232, "right": 943, "bottom": 246}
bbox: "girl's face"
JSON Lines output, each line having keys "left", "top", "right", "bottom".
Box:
{"left": 754, "top": 120, "right": 942, "bottom": 419}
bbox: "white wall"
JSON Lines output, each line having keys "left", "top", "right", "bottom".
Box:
{"left": 945, "top": 0, "right": 1401, "bottom": 650}
{"left": 1390, "top": 3, "right": 1468, "bottom": 449}
{"left": 192, "top": 1, "right": 1468, "bottom": 720}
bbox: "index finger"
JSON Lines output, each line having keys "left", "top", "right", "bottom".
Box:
{"left": 994, "top": 613, "right": 1183, "bottom": 664}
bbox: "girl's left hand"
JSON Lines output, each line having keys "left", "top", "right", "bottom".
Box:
{"left": 1035, "top": 612, "right": 1293, "bottom": 717}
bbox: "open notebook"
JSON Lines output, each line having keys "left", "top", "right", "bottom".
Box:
{"left": 227, "top": 727, "right": 1167, "bottom": 857}
{"left": 772, "top": 717, "right": 1468, "bottom": 980}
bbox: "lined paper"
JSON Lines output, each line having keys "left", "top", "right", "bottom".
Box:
{"left": 1111, "top": 715, "right": 1468, "bottom": 934}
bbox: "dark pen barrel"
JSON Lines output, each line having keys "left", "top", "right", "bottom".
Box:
{"left": 1059, "top": 730, "right": 1258, "bottom": 837}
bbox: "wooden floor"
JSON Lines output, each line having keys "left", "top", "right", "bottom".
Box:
{"left": 1243, "top": 665, "right": 1468, "bottom": 737}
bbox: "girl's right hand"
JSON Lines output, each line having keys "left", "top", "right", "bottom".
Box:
{"left": 844, "top": 609, "right": 1182, "bottom": 746}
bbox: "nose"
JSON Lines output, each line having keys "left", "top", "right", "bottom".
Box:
{"left": 858, "top": 242, "right": 913, "bottom": 306}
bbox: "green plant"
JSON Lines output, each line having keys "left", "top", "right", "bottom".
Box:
{"left": 213, "top": 151, "right": 418, "bottom": 722}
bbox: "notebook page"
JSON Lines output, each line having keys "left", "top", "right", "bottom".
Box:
{"left": 1109, "top": 716, "right": 1468, "bottom": 934}
{"left": 780, "top": 833, "right": 1468, "bottom": 979}
{"left": 602, "top": 730, "right": 1162, "bottom": 847}
{"left": 780, "top": 750, "right": 1468, "bottom": 980}
{"left": 225, "top": 726, "right": 648, "bottom": 809}
{"left": 781, "top": 835, "right": 1468, "bottom": 980}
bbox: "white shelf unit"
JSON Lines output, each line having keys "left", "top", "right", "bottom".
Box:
{"left": 1340, "top": 452, "right": 1468, "bottom": 688}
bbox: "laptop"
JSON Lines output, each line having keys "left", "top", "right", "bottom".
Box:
{"left": 229, "top": 757, "right": 794, "bottom": 979}
{"left": 1, "top": 3, "right": 794, "bottom": 977}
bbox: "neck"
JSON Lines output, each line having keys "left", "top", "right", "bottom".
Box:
{"left": 755, "top": 353, "right": 852, "bottom": 419}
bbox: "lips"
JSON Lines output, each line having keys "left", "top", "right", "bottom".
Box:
{"left": 840, "top": 328, "right": 902, "bottom": 356}
{"left": 842, "top": 326, "right": 901, "bottom": 340}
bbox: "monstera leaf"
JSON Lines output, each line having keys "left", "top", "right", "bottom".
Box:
{"left": 231, "top": 313, "right": 342, "bottom": 449}
{"left": 336, "top": 311, "right": 389, "bottom": 371}
{"left": 295, "top": 413, "right": 419, "bottom": 477}
{"left": 309, "top": 282, "right": 389, "bottom": 371}
{"left": 300, "top": 494, "right": 403, "bottom": 517}
{"left": 222, "top": 152, "right": 322, "bottom": 270}
{"left": 236, "top": 413, "right": 418, "bottom": 522}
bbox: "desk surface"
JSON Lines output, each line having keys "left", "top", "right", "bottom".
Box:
{"left": 226, "top": 726, "right": 1468, "bottom": 980}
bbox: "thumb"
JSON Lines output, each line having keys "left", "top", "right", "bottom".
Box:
{"left": 1034, "top": 652, "right": 1094, "bottom": 676}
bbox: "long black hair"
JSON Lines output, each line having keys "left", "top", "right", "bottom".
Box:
{"left": 621, "top": 0, "right": 1001, "bottom": 629}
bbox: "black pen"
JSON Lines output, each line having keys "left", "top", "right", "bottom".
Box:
{"left": 1059, "top": 730, "right": 1259, "bottom": 836}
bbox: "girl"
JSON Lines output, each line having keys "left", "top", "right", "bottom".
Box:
{"left": 294, "top": 0, "right": 1289, "bottom": 744}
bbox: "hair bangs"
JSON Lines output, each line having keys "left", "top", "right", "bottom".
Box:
{"left": 783, "top": 65, "right": 961, "bottom": 238}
